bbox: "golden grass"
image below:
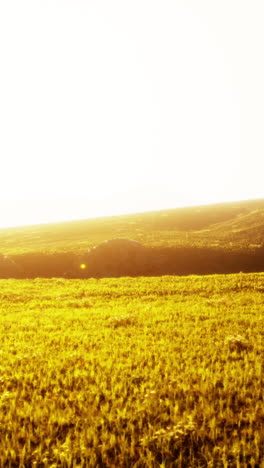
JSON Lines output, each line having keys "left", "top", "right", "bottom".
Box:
{"left": 0, "top": 273, "right": 263, "bottom": 466}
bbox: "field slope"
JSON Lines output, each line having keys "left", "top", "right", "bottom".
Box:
{"left": 1, "top": 199, "right": 264, "bottom": 278}
{"left": 0, "top": 198, "right": 264, "bottom": 255}
{"left": 0, "top": 273, "right": 263, "bottom": 466}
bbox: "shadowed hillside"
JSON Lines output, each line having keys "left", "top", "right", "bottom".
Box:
{"left": 0, "top": 199, "right": 264, "bottom": 277}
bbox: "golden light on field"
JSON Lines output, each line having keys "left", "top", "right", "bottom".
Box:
{"left": 0, "top": 275, "right": 262, "bottom": 464}
{"left": 0, "top": 1, "right": 263, "bottom": 228}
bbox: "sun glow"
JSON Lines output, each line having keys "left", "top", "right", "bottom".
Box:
{"left": 0, "top": 0, "right": 263, "bottom": 228}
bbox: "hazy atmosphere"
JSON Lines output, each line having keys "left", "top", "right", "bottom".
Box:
{"left": 0, "top": 3, "right": 264, "bottom": 463}
{"left": 1, "top": 0, "right": 263, "bottom": 228}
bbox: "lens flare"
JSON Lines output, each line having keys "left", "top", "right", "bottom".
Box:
{"left": 80, "top": 264, "right": 86, "bottom": 269}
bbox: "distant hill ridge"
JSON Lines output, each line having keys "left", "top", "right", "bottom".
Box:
{"left": 0, "top": 198, "right": 263, "bottom": 255}
{"left": 1, "top": 199, "right": 264, "bottom": 277}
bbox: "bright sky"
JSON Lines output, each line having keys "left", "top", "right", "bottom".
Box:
{"left": 0, "top": 0, "right": 263, "bottom": 228}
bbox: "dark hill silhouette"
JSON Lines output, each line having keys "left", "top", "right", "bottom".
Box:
{"left": 0, "top": 199, "right": 264, "bottom": 277}
{"left": 78, "top": 238, "right": 148, "bottom": 277}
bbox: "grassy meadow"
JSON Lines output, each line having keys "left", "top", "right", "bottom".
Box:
{"left": 0, "top": 273, "right": 263, "bottom": 467}
{"left": 1, "top": 199, "right": 264, "bottom": 255}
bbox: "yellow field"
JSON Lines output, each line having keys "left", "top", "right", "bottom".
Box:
{"left": 0, "top": 273, "right": 263, "bottom": 467}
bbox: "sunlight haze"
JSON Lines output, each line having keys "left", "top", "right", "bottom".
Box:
{"left": 0, "top": 0, "right": 263, "bottom": 228}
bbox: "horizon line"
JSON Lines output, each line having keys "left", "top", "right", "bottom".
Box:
{"left": 0, "top": 196, "right": 263, "bottom": 231}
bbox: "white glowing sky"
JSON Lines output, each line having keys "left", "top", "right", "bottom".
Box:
{"left": 0, "top": 0, "right": 263, "bottom": 228}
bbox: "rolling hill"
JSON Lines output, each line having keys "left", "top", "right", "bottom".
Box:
{"left": 0, "top": 198, "right": 264, "bottom": 277}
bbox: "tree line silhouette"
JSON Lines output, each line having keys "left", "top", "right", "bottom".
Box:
{"left": 1, "top": 245, "right": 264, "bottom": 278}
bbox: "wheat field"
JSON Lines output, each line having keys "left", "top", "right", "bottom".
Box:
{"left": 0, "top": 273, "right": 263, "bottom": 467}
